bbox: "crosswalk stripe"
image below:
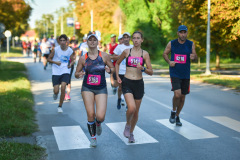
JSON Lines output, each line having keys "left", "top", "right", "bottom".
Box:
{"left": 156, "top": 119, "right": 218, "bottom": 140}
{"left": 52, "top": 126, "right": 90, "bottom": 150}
{"left": 205, "top": 116, "right": 240, "bottom": 133}
{"left": 106, "top": 122, "right": 158, "bottom": 145}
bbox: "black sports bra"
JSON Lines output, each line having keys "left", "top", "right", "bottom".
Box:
{"left": 126, "top": 49, "right": 145, "bottom": 68}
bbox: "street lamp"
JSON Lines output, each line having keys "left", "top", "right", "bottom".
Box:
{"left": 205, "top": 0, "right": 211, "bottom": 75}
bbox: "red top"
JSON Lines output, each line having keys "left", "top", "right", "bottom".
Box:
{"left": 109, "top": 43, "right": 118, "bottom": 66}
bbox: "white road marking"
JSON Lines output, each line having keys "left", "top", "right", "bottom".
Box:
{"left": 106, "top": 122, "right": 158, "bottom": 145}
{"left": 156, "top": 119, "right": 218, "bottom": 140}
{"left": 52, "top": 126, "right": 90, "bottom": 150}
{"left": 205, "top": 116, "right": 240, "bottom": 133}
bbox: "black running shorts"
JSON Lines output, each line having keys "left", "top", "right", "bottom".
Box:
{"left": 171, "top": 77, "right": 190, "bottom": 95}
{"left": 122, "top": 77, "right": 144, "bottom": 100}
{"left": 52, "top": 74, "right": 70, "bottom": 86}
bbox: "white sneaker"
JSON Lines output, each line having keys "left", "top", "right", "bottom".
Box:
{"left": 58, "top": 107, "right": 63, "bottom": 113}
{"left": 53, "top": 94, "right": 58, "bottom": 100}
{"left": 90, "top": 137, "right": 97, "bottom": 147}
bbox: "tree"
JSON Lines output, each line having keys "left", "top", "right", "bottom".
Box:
{"left": 119, "top": 0, "right": 171, "bottom": 58}
{"left": 70, "top": 0, "right": 119, "bottom": 43}
{"left": 0, "top": 0, "right": 32, "bottom": 36}
{"left": 200, "top": 0, "right": 240, "bottom": 68}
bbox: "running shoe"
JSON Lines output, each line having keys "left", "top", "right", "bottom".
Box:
{"left": 67, "top": 94, "right": 71, "bottom": 100}
{"left": 121, "top": 99, "right": 125, "bottom": 107}
{"left": 117, "top": 98, "right": 121, "bottom": 110}
{"left": 112, "top": 87, "right": 117, "bottom": 95}
{"left": 53, "top": 94, "right": 58, "bottom": 100}
{"left": 128, "top": 133, "right": 135, "bottom": 143}
{"left": 169, "top": 111, "right": 176, "bottom": 124}
{"left": 176, "top": 116, "right": 182, "bottom": 126}
{"left": 96, "top": 122, "right": 102, "bottom": 136}
{"left": 90, "top": 137, "right": 97, "bottom": 147}
{"left": 58, "top": 107, "right": 63, "bottom": 113}
{"left": 123, "top": 124, "right": 131, "bottom": 138}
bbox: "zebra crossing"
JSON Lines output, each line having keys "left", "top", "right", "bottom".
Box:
{"left": 52, "top": 116, "right": 240, "bottom": 151}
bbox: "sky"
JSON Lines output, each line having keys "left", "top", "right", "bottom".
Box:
{"left": 29, "top": 0, "right": 70, "bottom": 28}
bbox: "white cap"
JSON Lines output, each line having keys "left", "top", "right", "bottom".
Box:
{"left": 87, "top": 34, "right": 98, "bottom": 40}
{"left": 118, "top": 34, "right": 123, "bottom": 39}
{"left": 83, "top": 36, "right": 87, "bottom": 40}
{"left": 122, "top": 32, "right": 131, "bottom": 37}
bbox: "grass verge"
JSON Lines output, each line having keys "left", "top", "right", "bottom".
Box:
{"left": 0, "top": 139, "right": 46, "bottom": 160}
{"left": 0, "top": 58, "right": 46, "bottom": 159}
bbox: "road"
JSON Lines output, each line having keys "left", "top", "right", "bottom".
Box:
{"left": 11, "top": 57, "right": 240, "bottom": 160}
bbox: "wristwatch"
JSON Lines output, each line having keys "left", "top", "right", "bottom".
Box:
{"left": 141, "top": 67, "right": 146, "bottom": 72}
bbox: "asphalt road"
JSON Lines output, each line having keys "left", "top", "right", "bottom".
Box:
{"left": 11, "top": 57, "right": 240, "bottom": 160}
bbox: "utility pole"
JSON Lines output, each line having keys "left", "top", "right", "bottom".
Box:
{"left": 61, "top": 9, "right": 64, "bottom": 34}
{"left": 205, "top": 0, "right": 211, "bottom": 75}
{"left": 119, "top": 16, "right": 122, "bottom": 35}
{"left": 90, "top": 10, "right": 93, "bottom": 32}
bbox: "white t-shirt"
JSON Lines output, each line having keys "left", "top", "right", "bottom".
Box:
{"left": 40, "top": 41, "right": 51, "bottom": 54}
{"left": 79, "top": 42, "right": 88, "bottom": 56}
{"left": 52, "top": 46, "right": 73, "bottom": 75}
{"left": 113, "top": 44, "right": 133, "bottom": 75}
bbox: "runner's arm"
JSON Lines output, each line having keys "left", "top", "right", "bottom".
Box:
{"left": 47, "top": 49, "right": 61, "bottom": 66}
{"left": 102, "top": 52, "right": 115, "bottom": 74}
{"left": 75, "top": 56, "right": 85, "bottom": 79}
{"left": 163, "top": 42, "right": 175, "bottom": 67}
{"left": 142, "top": 51, "right": 153, "bottom": 76}
{"left": 115, "top": 50, "right": 127, "bottom": 83}
{"left": 190, "top": 42, "right": 198, "bottom": 60}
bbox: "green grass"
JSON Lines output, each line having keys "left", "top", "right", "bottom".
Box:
{"left": 0, "top": 140, "right": 46, "bottom": 160}
{"left": 0, "top": 60, "right": 38, "bottom": 137}
{"left": 0, "top": 47, "right": 23, "bottom": 58}
{"left": 0, "top": 59, "right": 46, "bottom": 159}
{"left": 191, "top": 74, "right": 240, "bottom": 90}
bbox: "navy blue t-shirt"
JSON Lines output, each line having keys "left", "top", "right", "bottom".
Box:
{"left": 170, "top": 39, "right": 193, "bottom": 79}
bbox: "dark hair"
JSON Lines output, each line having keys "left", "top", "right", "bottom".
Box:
{"left": 132, "top": 31, "right": 143, "bottom": 38}
{"left": 59, "top": 34, "right": 68, "bottom": 41}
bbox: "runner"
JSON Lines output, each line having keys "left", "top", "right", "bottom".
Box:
{"left": 75, "top": 34, "right": 114, "bottom": 147}
{"left": 115, "top": 31, "right": 153, "bottom": 143}
{"left": 112, "top": 32, "right": 133, "bottom": 110}
{"left": 32, "top": 40, "right": 38, "bottom": 63}
{"left": 40, "top": 38, "right": 51, "bottom": 70}
{"left": 47, "top": 34, "right": 75, "bottom": 113}
{"left": 65, "top": 37, "right": 77, "bottom": 100}
{"left": 163, "top": 25, "right": 197, "bottom": 126}
{"left": 37, "top": 39, "right": 42, "bottom": 62}
{"left": 79, "top": 36, "right": 88, "bottom": 56}
{"left": 108, "top": 34, "right": 118, "bottom": 95}
{"left": 118, "top": 34, "right": 123, "bottom": 44}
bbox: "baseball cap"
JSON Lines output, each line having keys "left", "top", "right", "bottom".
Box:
{"left": 118, "top": 34, "right": 123, "bottom": 39}
{"left": 87, "top": 34, "right": 98, "bottom": 40}
{"left": 83, "top": 36, "right": 87, "bottom": 40}
{"left": 110, "top": 34, "right": 116, "bottom": 38}
{"left": 123, "top": 32, "right": 131, "bottom": 37}
{"left": 178, "top": 25, "right": 188, "bottom": 32}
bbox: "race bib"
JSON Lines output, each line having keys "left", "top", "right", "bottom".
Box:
{"left": 174, "top": 54, "right": 187, "bottom": 64}
{"left": 127, "top": 56, "right": 143, "bottom": 67}
{"left": 60, "top": 55, "right": 69, "bottom": 63}
{"left": 87, "top": 74, "right": 101, "bottom": 85}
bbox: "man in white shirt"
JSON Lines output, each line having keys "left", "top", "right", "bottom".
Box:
{"left": 47, "top": 34, "right": 75, "bottom": 113}
{"left": 79, "top": 36, "right": 88, "bottom": 56}
{"left": 112, "top": 32, "right": 133, "bottom": 110}
{"left": 40, "top": 38, "right": 51, "bottom": 70}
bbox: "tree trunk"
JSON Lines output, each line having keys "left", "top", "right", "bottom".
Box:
{"left": 198, "top": 57, "right": 201, "bottom": 71}
{"left": 216, "top": 51, "right": 220, "bottom": 69}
